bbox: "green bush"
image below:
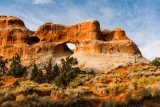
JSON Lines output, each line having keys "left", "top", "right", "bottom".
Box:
{"left": 13, "top": 80, "right": 19, "bottom": 86}
{"left": 7, "top": 54, "right": 27, "bottom": 77}
{"left": 151, "top": 57, "right": 160, "bottom": 67}
{"left": 54, "top": 56, "right": 81, "bottom": 88}
{"left": 31, "top": 61, "right": 60, "bottom": 84}
{"left": 108, "top": 83, "right": 127, "bottom": 95}
{"left": 66, "top": 97, "right": 90, "bottom": 107}
{"left": 54, "top": 68, "right": 80, "bottom": 88}
{"left": 60, "top": 56, "right": 78, "bottom": 71}
{"left": 30, "top": 56, "right": 81, "bottom": 87}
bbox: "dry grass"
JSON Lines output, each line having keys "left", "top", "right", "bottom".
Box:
{"left": 0, "top": 63, "right": 160, "bottom": 106}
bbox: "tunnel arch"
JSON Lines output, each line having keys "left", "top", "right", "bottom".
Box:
{"left": 28, "top": 36, "right": 40, "bottom": 45}
{"left": 54, "top": 42, "right": 77, "bottom": 56}
{"left": 66, "top": 42, "right": 76, "bottom": 51}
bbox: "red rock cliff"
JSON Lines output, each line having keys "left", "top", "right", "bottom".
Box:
{"left": 0, "top": 16, "right": 146, "bottom": 72}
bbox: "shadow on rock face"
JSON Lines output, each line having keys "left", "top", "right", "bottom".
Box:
{"left": 28, "top": 36, "right": 40, "bottom": 45}
{"left": 54, "top": 42, "right": 75, "bottom": 56}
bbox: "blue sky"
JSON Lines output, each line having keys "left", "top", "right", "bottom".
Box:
{"left": 0, "top": 0, "right": 160, "bottom": 60}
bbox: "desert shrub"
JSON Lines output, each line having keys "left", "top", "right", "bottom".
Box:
{"left": 38, "top": 97, "right": 62, "bottom": 107}
{"left": 30, "top": 63, "right": 44, "bottom": 83}
{"left": 3, "top": 93, "right": 16, "bottom": 102}
{"left": 131, "top": 88, "right": 145, "bottom": 102}
{"left": 7, "top": 54, "right": 27, "bottom": 77}
{"left": 30, "top": 56, "right": 81, "bottom": 87}
{"left": 108, "top": 83, "right": 127, "bottom": 95}
{"left": 0, "top": 56, "right": 8, "bottom": 75}
{"left": 66, "top": 97, "right": 91, "bottom": 107}
{"left": 101, "top": 88, "right": 109, "bottom": 95}
{"left": 94, "top": 76, "right": 107, "bottom": 83}
{"left": 103, "top": 97, "right": 118, "bottom": 107}
{"left": 0, "top": 82, "right": 4, "bottom": 87}
{"left": 151, "top": 57, "right": 160, "bottom": 67}
{"left": 1, "top": 101, "right": 16, "bottom": 107}
{"left": 134, "top": 77, "right": 155, "bottom": 87}
{"left": 55, "top": 67, "right": 80, "bottom": 88}
{"left": 68, "top": 74, "right": 94, "bottom": 88}
{"left": 15, "top": 93, "right": 62, "bottom": 107}
{"left": 128, "top": 82, "right": 137, "bottom": 90}
{"left": 15, "top": 93, "right": 40, "bottom": 107}
{"left": 17, "top": 85, "right": 52, "bottom": 97}
{"left": 54, "top": 56, "right": 81, "bottom": 88}
{"left": 13, "top": 80, "right": 19, "bottom": 86}
{"left": 68, "top": 79, "right": 83, "bottom": 88}
{"left": 60, "top": 56, "right": 78, "bottom": 71}
{"left": 113, "top": 77, "right": 121, "bottom": 83}
{"left": 144, "top": 83, "right": 160, "bottom": 98}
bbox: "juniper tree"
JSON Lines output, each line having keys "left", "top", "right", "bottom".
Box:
{"left": 7, "top": 53, "right": 27, "bottom": 77}
{"left": 0, "top": 56, "right": 8, "bottom": 75}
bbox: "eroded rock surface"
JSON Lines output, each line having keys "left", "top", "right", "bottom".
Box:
{"left": 0, "top": 16, "right": 147, "bottom": 72}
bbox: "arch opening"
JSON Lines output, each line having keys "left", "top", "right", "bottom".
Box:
{"left": 54, "top": 42, "right": 76, "bottom": 56}
{"left": 28, "top": 36, "right": 40, "bottom": 45}
{"left": 66, "top": 43, "right": 76, "bottom": 51}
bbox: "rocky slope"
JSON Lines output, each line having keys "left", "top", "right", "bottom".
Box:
{"left": 0, "top": 16, "right": 147, "bottom": 72}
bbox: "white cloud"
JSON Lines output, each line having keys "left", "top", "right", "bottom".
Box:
{"left": 140, "top": 40, "right": 160, "bottom": 60}
{"left": 32, "top": 0, "right": 53, "bottom": 4}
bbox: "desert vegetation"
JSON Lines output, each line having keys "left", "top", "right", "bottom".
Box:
{"left": 151, "top": 57, "right": 160, "bottom": 67}
{"left": 7, "top": 53, "right": 27, "bottom": 77}
{"left": 30, "top": 56, "right": 81, "bottom": 88}
{"left": 0, "top": 55, "right": 160, "bottom": 106}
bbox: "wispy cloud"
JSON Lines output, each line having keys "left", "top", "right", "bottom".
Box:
{"left": 141, "top": 40, "right": 160, "bottom": 60}
{"left": 32, "top": 0, "right": 53, "bottom": 4}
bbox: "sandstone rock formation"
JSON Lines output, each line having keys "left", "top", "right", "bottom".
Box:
{"left": 0, "top": 16, "right": 147, "bottom": 72}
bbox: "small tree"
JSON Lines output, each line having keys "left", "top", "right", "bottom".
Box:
{"left": 44, "top": 59, "right": 53, "bottom": 82}
{"left": 7, "top": 53, "right": 27, "bottom": 77}
{"left": 30, "top": 56, "right": 81, "bottom": 86}
{"left": 151, "top": 57, "right": 160, "bottom": 67}
{"left": 60, "top": 56, "right": 78, "bottom": 71}
{"left": 53, "top": 63, "right": 60, "bottom": 77}
{"left": 54, "top": 56, "right": 80, "bottom": 88}
{"left": 30, "top": 63, "right": 39, "bottom": 80}
{"left": 0, "top": 56, "right": 8, "bottom": 75}
{"left": 55, "top": 67, "right": 80, "bottom": 88}
{"left": 30, "top": 63, "right": 44, "bottom": 83}
{"left": 37, "top": 70, "right": 43, "bottom": 83}
{"left": 44, "top": 59, "right": 60, "bottom": 83}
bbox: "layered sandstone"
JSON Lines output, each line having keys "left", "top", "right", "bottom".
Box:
{"left": 0, "top": 16, "right": 147, "bottom": 72}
